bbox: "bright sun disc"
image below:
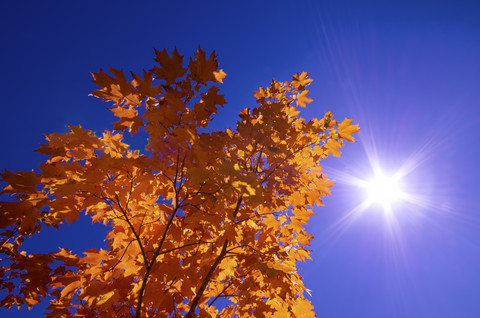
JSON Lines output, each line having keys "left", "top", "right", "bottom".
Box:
{"left": 365, "top": 172, "right": 404, "bottom": 208}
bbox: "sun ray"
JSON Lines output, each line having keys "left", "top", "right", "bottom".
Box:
{"left": 316, "top": 199, "right": 371, "bottom": 246}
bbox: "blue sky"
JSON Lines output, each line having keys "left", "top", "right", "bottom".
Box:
{"left": 1, "top": 1, "right": 480, "bottom": 317}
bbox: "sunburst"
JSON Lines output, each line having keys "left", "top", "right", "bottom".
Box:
{"left": 359, "top": 169, "right": 407, "bottom": 213}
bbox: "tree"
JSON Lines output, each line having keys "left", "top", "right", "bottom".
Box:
{"left": 0, "top": 48, "right": 359, "bottom": 317}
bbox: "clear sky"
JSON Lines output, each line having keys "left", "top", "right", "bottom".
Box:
{"left": 1, "top": 1, "right": 480, "bottom": 317}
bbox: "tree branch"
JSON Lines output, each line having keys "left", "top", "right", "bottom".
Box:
{"left": 208, "top": 280, "right": 234, "bottom": 307}
{"left": 185, "top": 196, "right": 243, "bottom": 317}
{"left": 134, "top": 149, "right": 183, "bottom": 318}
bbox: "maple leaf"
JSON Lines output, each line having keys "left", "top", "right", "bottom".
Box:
{"left": 91, "top": 68, "right": 141, "bottom": 106}
{"left": 0, "top": 169, "right": 41, "bottom": 194}
{"left": 292, "top": 298, "right": 315, "bottom": 317}
{"left": 131, "top": 71, "right": 162, "bottom": 97}
{"left": 188, "top": 47, "right": 227, "bottom": 85}
{"left": 296, "top": 90, "right": 313, "bottom": 107}
{"left": 325, "top": 138, "right": 343, "bottom": 157}
{"left": 0, "top": 48, "right": 359, "bottom": 318}
{"left": 152, "top": 47, "right": 187, "bottom": 85}
{"left": 291, "top": 71, "right": 313, "bottom": 90}
{"left": 338, "top": 117, "right": 360, "bottom": 142}
{"left": 110, "top": 105, "right": 144, "bottom": 134}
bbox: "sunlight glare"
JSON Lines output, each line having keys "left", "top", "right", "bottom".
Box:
{"left": 365, "top": 172, "right": 404, "bottom": 209}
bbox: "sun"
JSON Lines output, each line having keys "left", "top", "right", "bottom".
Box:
{"left": 363, "top": 171, "right": 405, "bottom": 210}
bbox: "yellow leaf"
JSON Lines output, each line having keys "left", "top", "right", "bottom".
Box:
{"left": 291, "top": 71, "right": 313, "bottom": 90}
{"left": 214, "top": 69, "right": 227, "bottom": 83}
{"left": 291, "top": 298, "right": 315, "bottom": 317}
{"left": 96, "top": 290, "right": 117, "bottom": 306}
{"left": 325, "top": 139, "right": 342, "bottom": 157}
{"left": 296, "top": 90, "right": 313, "bottom": 107}
{"left": 231, "top": 180, "right": 256, "bottom": 196}
{"left": 338, "top": 117, "right": 360, "bottom": 142}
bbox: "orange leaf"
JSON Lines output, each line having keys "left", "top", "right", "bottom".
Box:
{"left": 189, "top": 47, "right": 226, "bottom": 85}
{"left": 152, "top": 47, "right": 187, "bottom": 84}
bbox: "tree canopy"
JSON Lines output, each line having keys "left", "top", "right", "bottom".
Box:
{"left": 0, "top": 48, "right": 359, "bottom": 317}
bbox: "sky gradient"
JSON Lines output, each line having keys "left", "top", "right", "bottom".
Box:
{"left": 1, "top": 1, "right": 480, "bottom": 317}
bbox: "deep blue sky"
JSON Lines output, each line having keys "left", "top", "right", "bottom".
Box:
{"left": 1, "top": 1, "right": 480, "bottom": 317}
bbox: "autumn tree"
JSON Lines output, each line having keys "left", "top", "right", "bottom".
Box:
{"left": 0, "top": 48, "right": 359, "bottom": 317}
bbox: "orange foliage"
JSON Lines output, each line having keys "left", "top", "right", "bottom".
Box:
{"left": 0, "top": 48, "right": 359, "bottom": 317}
